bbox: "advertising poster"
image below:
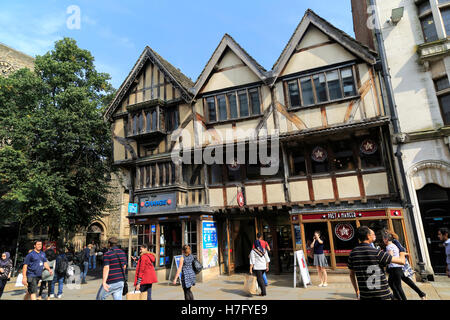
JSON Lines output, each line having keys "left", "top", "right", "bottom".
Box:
{"left": 202, "top": 221, "right": 219, "bottom": 268}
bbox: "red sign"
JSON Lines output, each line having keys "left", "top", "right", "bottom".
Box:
{"left": 302, "top": 210, "right": 386, "bottom": 221}
{"left": 237, "top": 191, "right": 244, "bottom": 207}
{"left": 390, "top": 209, "right": 402, "bottom": 217}
{"left": 335, "top": 223, "right": 354, "bottom": 241}
{"left": 43, "top": 241, "right": 57, "bottom": 251}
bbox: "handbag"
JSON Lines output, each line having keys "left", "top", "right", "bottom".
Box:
{"left": 114, "top": 251, "right": 128, "bottom": 296}
{"left": 402, "top": 259, "right": 415, "bottom": 278}
{"left": 126, "top": 290, "right": 147, "bottom": 300}
{"left": 192, "top": 256, "right": 203, "bottom": 274}
{"left": 243, "top": 274, "right": 259, "bottom": 295}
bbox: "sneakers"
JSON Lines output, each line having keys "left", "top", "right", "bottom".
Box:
{"left": 57, "top": 294, "right": 63, "bottom": 299}
{"left": 318, "top": 283, "right": 323, "bottom": 287}
{"left": 322, "top": 283, "right": 328, "bottom": 287}
{"left": 49, "top": 294, "right": 55, "bottom": 298}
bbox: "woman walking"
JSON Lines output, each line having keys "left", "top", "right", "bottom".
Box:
{"left": 0, "top": 252, "right": 13, "bottom": 299}
{"left": 383, "top": 233, "right": 407, "bottom": 300}
{"left": 249, "top": 240, "right": 270, "bottom": 296}
{"left": 38, "top": 249, "right": 56, "bottom": 300}
{"left": 385, "top": 230, "right": 426, "bottom": 300}
{"left": 134, "top": 243, "right": 158, "bottom": 300}
{"left": 311, "top": 231, "right": 328, "bottom": 287}
{"left": 173, "top": 245, "right": 196, "bottom": 300}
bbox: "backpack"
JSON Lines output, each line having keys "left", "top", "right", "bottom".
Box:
{"left": 56, "top": 256, "right": 69, "bottom": 276}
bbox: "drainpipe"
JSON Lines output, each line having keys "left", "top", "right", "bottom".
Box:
{"left": 370, "top": 0, "right": 428, "bottom": 280}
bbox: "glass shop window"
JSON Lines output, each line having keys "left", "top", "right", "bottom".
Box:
{"left": 332, "top": 139, "right": 356, "bottom": 172}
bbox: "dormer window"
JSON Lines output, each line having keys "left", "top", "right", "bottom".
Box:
{"left": 204, "top": 86, "right": 262, "bottom": 123}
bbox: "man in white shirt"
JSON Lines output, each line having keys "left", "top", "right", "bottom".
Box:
{"left": 438, "top": 228, "right": 450, "bottom": 277}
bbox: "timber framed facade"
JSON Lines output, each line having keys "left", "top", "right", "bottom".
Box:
{"left": 105, "top": 9, "right": 410, "bottom": 280}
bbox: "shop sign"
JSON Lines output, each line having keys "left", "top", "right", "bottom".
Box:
{"left": 390, "top": 209, "right": 402, "bottom": 217}
{"left": 302, "top": 210, "right": 386, "bottom": 221}
{"left": 202, "top": 221, "right": 219, "bottom": 269}
{"left": 237, "top": 191, "right": 244, "bottom": 207}
{"left": 128, "top": 203, "right": 138, "bottom": 214}
{"left": 294, "top": 225, "right": 302, "bottom": 245}
{"left": 311, "top": 146, "right": 328, "bottom": 162}
{"left": 43, "top": 241, "right": 57, "bottom": 251}
{"left": 327, "top": 212, "right": 356, "bottom": 219}
{"left": 138, "top": 192, "right": 176, "bottom": 214}
{"left": 360, "top": 139, "right": 378, "bottom": 155}
{"left": 335, "top": 223, "right": 355, "bottom": 241}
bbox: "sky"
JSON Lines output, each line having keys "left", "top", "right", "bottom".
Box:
{"left": 0, "top": 0, "right": 355, "bottom": 89}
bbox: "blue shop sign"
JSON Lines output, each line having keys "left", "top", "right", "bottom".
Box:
{"left": 138, "top": 192, "right": 177, "bottom": 214}
{"left": 128, "top": 203, "right": 138, "bottom": 214}
{"left": 202, "top": 221, "right": 218, "bottom": 249}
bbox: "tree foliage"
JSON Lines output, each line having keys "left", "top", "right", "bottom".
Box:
{"left": 0, "top": 38, "right": 116, "bottom": 239}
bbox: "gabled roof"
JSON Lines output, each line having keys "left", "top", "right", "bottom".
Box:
{"left": 271, "top": 9, "right": 377, "bottom": 83}
{"left": 192, "top": 34, "right": 268, "bottom": 97}
{"left": 104, "top": 46, "right": 194, "bottom": 120}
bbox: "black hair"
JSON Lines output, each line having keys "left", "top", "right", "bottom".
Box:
{"left": 256, "top": 233, "right": 262, "bottom": 239}
{"left": 45, "top": 249, "right": 56, "bottom": 261}
{"left": 33, "top": 240, "right": 42, "bottom": 247}
{"left": 141, "top": 243, "right": 150, "bottom": 251}
{"left": 439, "top": 228, "right": 449, "bottom": 237}
{"left": 357, "top": 226, "right": 371, "bottom": 242}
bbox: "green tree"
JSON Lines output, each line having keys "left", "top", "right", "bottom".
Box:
{"left": 0, "top": 38, "right": 116, "bottom": 240}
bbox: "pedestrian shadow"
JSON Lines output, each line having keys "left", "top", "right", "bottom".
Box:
{"left": 8, "top": 289, "right": 26, "bottom": 296}
{"left": 220, "top": 288, "right": 252, "bottom": 298}
{"left": 223, "top": 280, "right": 244, "bottom": 285}
{"left": 324, "top": 293, "right": 356, "bottom": 300}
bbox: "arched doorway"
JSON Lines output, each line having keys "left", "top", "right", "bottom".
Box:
{"left": 86, "top": 223, "right": 104, "bottom": 248}
{"left": 417, "top": 183, "right": 450, "bottom": 274}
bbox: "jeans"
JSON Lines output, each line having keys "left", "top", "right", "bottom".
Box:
{"left": 262, "top": 272, "right": 268, "bottom": 286}
{"left": 89, "top": 255, "right": 96, "bottom": 269}
{"left": 80, "top": 261, "right": 89, "bottom": 282}
{"left": 254, "top": 270, "right": 266, "bottom": 296}
{"left": 96, "top": 281, "right": 124, "bottom": 300}
{"left": 140, "top": 283, "right": 153, "bottom": 300}
{"left": 387, "top": 267, "right": 407, "bottom": 300}
{"left": 50, "top": 275, "right": 64, "bottom": 296}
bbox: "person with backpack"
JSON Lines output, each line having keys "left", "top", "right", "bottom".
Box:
{"left": 134, "top": 243, "right": 157, "bottom": 300}
{"left": 50, "top": 248, "right": 69, "bottom": 299}
{"left": 37, "top": 249, "right": 56, "bottom": 300}
{"left": 0, "top": 252, "right": 13, "bottom": 299}
{"left": 172, "top": 245, "right": 197, "bottom": 300}
{"left": 80, "top": 245, "right": 90, "bottom": 284}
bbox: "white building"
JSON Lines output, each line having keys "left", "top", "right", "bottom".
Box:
{"left": 352, "top": 0, "right": 450, "bottom": 279}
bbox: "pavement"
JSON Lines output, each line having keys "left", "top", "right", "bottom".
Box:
{"left": 2, "top": 268, "right": 450, "bottom": 300}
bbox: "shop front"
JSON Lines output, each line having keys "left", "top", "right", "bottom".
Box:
{"left": 290, "top": 207, "right": 410, "bottom": 270}
{"left": 128, "top": 190, "right": 219, "bottom": 282}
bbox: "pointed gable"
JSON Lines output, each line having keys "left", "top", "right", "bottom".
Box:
{"left": 272, "top": 9, "right": 377, "bottom": 82}
{"left": 105, "top": 46, "right": 194, "bottom": 120}
{"left": 193, "top": 34, "right": 268, "bottom": 96}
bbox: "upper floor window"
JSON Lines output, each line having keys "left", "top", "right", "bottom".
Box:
{"left": 285, "top": 66, "right": 357, "bottom": 109}
{"left": 204, "top": 86, "right": 262, "bottom": 123}
{"left": 434, "top": 76, "right": 450, "bottom": 125}
{"left": 418, "top": 0, "right": 450, "bottom": 42}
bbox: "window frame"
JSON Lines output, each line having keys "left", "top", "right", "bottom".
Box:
{"left": 434, "top": 76, "right": 450, "bottom": 125}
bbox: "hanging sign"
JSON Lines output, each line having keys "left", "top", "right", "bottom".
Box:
{"left": 228, "top": 159, "right": 241, "bottom": 171}
{"left": 311, "top": 146, "right": 327, "bottom": 162}
{"left": 360, "top": 139, "right": 378, "bottom": 155}
{"left": 237, "top": 191, "right": 245, "bottom": 207}
{"left": 334, "top": 223, "right": 355, "bottom": 241}
{"left": 128, "top": 203, "right": 138, "bottom": 214}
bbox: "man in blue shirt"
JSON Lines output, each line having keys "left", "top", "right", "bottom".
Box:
{"left": 22, "top": 240, "right": 53, "bottom": 300}
{"left": 80, "top": 245, "right": 90, "bottom": 284}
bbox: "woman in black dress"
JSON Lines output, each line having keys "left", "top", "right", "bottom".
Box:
{"left": 173, "top": 245, "right": 196, "bottom": 300}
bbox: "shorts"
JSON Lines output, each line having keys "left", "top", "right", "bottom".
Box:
{"left": 27, "top": 276, "right": 41, "bottom": 294}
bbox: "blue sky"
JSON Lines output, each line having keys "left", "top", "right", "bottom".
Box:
{"left": 0, "top": 0, "right": 355, "bottom": 88}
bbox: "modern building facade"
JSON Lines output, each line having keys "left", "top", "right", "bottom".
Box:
{"left": 105, "top": 9, "right": 411, "bottom": 281}
{"left": 352, "top": 0, "right": 450, "bottom": 278}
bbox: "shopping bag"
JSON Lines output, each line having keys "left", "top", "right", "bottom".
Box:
{"left": 126, "top": 290, "right": 148, "bottom": 300}
{"left": 15, "top": 273, "right": 24, "bottom": 287}
{"left": 243, "top": 274, "right": 259, "bottom": 295}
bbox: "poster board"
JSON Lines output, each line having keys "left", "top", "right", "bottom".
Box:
{"left": 168, "top": 255, "right": 182, "bottom": 284}
{"left": 202, "top": 221, "right": 219, "bottom": 268}
{"left": 293, "top": 250, "right": 311, "bottom": 288}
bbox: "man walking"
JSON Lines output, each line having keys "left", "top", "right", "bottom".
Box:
{"left": 50, "top": 248, "right": 69, "bottom": 298}
{"left": 96, "top": 237, "right": 127, "bottom": 300}
{"left": 80, "top": 245, "right": 90, "bottom": 284}
{"left": 348, "top": 226, "right": 406, "bottom": 300}
{"left": 89, "top": 241, "right": 97, "bottom": 270}
{"left": 22, "top": 240, "right": 53, "bottom": 300}
{"left": 438, "top": 228, "right": 450, "bottom": 277}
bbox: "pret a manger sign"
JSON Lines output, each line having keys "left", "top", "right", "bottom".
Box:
{"left": 327, "top": 212, "right": 356, "bottom": 219}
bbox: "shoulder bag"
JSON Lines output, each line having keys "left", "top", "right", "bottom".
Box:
{"left": 114, "top": 251, "right": 128, "bottom": 296}
{"left": 192, "top": 255, "right": 203, "bottom": 274}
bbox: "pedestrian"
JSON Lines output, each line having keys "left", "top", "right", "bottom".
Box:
{"left": 385, "top": 230, "right": 427, "bottom": 300}
{"left": 22, "top": 240, "right": 53, "bottom": 300}
{"left": 0, "top": 252, "right": 13, "bottom": 299}
{"left": 134, "top": 243, "right": 157, "bottom": 300}
{"left": 50, "top": 248, "right": 69, "bottom": 299}
{"left": 348, "top": 226, "right": 406, "bottom": 300}
{"left": 249, "top": 239, "right": 270, "bottom": 297}
{"left": 37, "top": 249, "right": 56, "bottom": 300}
{"left": 252, "top": 233, "right": 270, "bottom": 286}
{"left": 89, "top": 242, "right": 97, "bottom": 270}
{"left": 383, "top": 232, "right": 407, "bottom": 300}
{"left": 80, "top": 245, "right": 90, "bottom": 284}
{"left": 437, "top": 227, "right": 450, "bottom": 277}
{"left": 310, "top": 231, "right": 328, "bottom": 287}
{"left": 96, "top": 237, "right": 127, "bottom": 300}
{"left": 172, "top": 245, "right": 196, "bottom": 300}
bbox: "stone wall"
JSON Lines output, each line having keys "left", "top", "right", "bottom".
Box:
{"left": 0, "top": 43, "right": 34, "bottom": 75}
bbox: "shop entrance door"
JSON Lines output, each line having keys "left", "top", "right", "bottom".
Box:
{"left": 303, "top": 222, "right": 330, "bottom": 268}
{"left": 219, "top": 219, "right": 235, "bottom": 275}
{"left": 330, "top": 221, "right": 358, "bottom": 268}
{"left": 232, "top": 218, "right": 255, "bottom": 273}
{"left": 159, "top": 222, "right": 182, "bottom": 269}
{"left": 417, "top": 184, "right": 450, "bottom": 274}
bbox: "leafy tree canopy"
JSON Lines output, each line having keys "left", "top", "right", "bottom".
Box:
{"left": 0, "top": 38, "right": 116, "bottom": 239}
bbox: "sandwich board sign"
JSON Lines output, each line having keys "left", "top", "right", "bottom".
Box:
{"left": 294, "top": 250, "right": 311, "bottom": 288}
{"left": 168, "top": 255, "right": 182, "bottom": 284}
